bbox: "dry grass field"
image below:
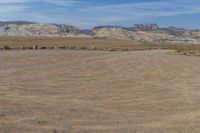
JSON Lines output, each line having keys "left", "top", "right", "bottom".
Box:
{"left": 1, "top": 48, "right": 200, "bottom": 133}
{"left": 1, "top": 37, "right": 200, "bottom": 55}
{"left": 0, "top": 37, "right": 151, "bottom": 51}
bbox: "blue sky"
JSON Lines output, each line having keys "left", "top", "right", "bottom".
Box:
{"left": 0, "top": 0, "right": 200, "bottom": 29}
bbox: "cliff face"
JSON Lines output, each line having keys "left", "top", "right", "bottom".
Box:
{"left": 0, "top": 21, "right": 200, "bottom": 44}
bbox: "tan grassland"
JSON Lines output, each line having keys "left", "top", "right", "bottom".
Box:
{"left": 1, "top": 37, "right": 200, "bottom": 132}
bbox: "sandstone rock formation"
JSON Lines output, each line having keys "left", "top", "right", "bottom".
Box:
{"left": 92, "top": 24, "right": 200, "bottom": 44}
{"left": 0, "top": 21, "right": 83, "bottom": 37}
{"left": 0, "top": 21, "right": 200, "bottom": 44}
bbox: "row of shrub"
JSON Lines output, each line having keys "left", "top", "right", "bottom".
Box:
{"left": 0, "top": 45, "right": 178, "bottom": 52}
{"left": 0, "top": 45, "right": 133, "bottom": 51}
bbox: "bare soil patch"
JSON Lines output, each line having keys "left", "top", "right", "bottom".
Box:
{"left": 1, "top": 50, "right": 200, "bottom": 133}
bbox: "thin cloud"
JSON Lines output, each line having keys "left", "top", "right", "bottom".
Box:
{"left": 40, "top": 0, "right": 82, "bottom": 6}
{"left": 80, "top": 0, "right": 200, "bottom": 22}
{"left": 0, "top": 0, "right": 80, "bottom": 6}
{"left": 0, "top": 0, "right": 80, "bottom": 13}
{"left": 0, "top": 0, "right": 25, "bottom": 4}
{"left": 0, "top": 0, "right": 200, "bottom": 27}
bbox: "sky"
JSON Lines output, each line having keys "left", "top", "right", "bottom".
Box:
{"left": 0, "top": 0, "right": 200, "bottom": 29}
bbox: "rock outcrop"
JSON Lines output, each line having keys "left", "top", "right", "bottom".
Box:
{"left": 0, "top": 21, "right": 83, "bottom": 37}
{"left": 93, "top": 24, "right": 200, "bottom": 44}
{"left": 92, "top": 26, "right": 174, "bottom": 42}
{"left": 0, "top": 21, "right": 200, "bottom": 44}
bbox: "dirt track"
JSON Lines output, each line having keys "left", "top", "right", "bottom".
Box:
{"left": 1, "top": 50, "right": 200, "bottom": 133}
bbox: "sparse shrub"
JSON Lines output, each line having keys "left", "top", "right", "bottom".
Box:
{"left": 58, "top": 46, "right": 66, "bottom": 49}
{"left": 3, "top": 45, "right": 11, "bottom": 50}
{"left": 27, "top": 46, "right": 33, "bottom": 49}
{"left": 183, "top": 52, "right": 187, "bottom": 55}
{"left": 108, "top": 49, "right": 116, "bottom": 51}
{"left": 20, "top": 46, "right": 26, "bottom": 49}
{"left": 40, "top": 46, "right": 46, "bottom": 49}
{"left": 47, "top": 47, "right": 54, "bottom": 49}
{"left": 79, "top": 47, "right": 87, "bottom": 50}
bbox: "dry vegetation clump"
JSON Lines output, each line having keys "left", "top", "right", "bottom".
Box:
{"left": 174, "top": 45, "right": 200, "bottom": 56}
{"left": 176, "top": 50, "right": 200, "bottom": 56}
{"left": 2, "top": 45, "right": 11, "bottom": 50}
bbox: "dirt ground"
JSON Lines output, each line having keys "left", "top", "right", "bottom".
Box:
{"left": 1, "top": 50, "right": 200, "bottom": 133}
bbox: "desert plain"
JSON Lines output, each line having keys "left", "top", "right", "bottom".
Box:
{"left": 1, "top": 42, "right": 200, "bottom": 133}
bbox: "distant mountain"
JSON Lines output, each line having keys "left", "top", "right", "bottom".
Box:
{"left": 0, "top": 21, "right": 200, "bottom": 44}
{"left": 0, "top": 21, "right": 36, "bottom": 26}
{"left": 131, "top": 23, "right": 159, "bottom": 31}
